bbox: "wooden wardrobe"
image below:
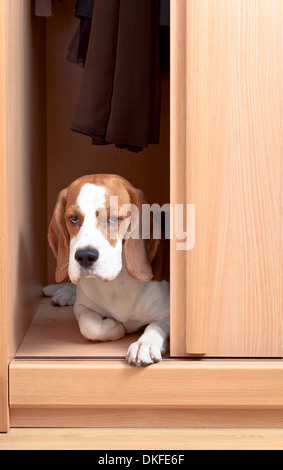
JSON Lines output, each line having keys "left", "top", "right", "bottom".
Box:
{"left": 0, "top": 0, "right": 282, "bottom": 432}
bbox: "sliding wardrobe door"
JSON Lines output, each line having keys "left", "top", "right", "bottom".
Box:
{"left": 170, "top": 0, "right": 282, "bottom": 357}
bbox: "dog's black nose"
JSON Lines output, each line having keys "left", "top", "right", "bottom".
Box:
{"left": 75, "top": 249, "right": 99, "bottom": 268}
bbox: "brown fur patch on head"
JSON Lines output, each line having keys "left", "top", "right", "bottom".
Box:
{"left": 48, "top": 188, "right": 70, "bottom": 282}
{"left": 48, "top": 174, "right": 165, "bottom": 283}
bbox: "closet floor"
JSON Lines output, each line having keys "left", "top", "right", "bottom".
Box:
{"left": 15, "top": 298, "right": 140, "bottom": 359}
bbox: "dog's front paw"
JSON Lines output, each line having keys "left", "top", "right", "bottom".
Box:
{"left": 126, "top": 340, "right": 163, "bottom": 367}
{"left": 43, "top": 284, "right": 76, "bottom": 307}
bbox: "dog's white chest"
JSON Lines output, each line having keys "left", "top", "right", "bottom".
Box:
{"left": 76, "top": 269, "right": 170, "bottom": 334}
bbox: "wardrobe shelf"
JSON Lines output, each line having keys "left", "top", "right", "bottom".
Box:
{"left": 15, "top": 298, "right": 141, "bottom": 360}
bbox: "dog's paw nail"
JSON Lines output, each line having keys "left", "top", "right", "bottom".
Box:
{"left": 127, "top": 341, "right": 162, "bottom": 367}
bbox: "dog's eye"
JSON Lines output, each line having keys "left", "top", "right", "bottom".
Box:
{"left": 69, "top": 215, "right": 80, "bottom": 225}
{"left": 107, "top": 217, "right": 120, "bottom": 225}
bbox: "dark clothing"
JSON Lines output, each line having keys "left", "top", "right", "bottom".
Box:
{"left": 67, "top": 0, "right": 95, "bottom": 67}
{"left": 159, "top": 0, "right": 170, "bottom": 26}
{"left": 71, "top": 0, "right": 161, "bottom": 152}
{"left": 75, "top": 0, "right": 95, "bottom": 19}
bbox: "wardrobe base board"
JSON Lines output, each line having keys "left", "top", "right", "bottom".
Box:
{"left": 10, "top": 408, "right": 283, "bottom": 429}
{"left": 9, "top": 359, "right": 283, "bottom": 409}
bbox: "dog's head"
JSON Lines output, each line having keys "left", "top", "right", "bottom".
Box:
{"left": 48, "top": 174, "right": 159, "bottom": 284}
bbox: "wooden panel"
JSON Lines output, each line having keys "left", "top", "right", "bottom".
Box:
{"left": 10, "top": 360, "right": 283, "bottom": 409}
{"left": 170, "top": 0, "right": 188, "bottom": 358}
{"left": 0, "top": 0, "right": 9, "bottom": 433}
{"left": 171, "top": 0, "right": 282, "bottom": 357}
{"left": 10, "top": 408, "right": 283, "bottom": 429}
{"left": 5, "top": 0, "right": 47, "bottom": 358}
{"left": 1, "top": 0, "right": 47, "bottom": 430}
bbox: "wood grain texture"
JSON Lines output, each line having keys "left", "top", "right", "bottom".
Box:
{"left": 1, "top": 0, "right": 48, "bottom": 431}
{"left": 10, "top": 360, "right": 283, "bottom": 409}
{"left": 0, "top": 0, "right": 9, "bottom": 433}
{"left": 5, "top": 0, "right": 47, "bottom": 359}
{"left": 1, "top": 428, "right": 283, "bottom": 450}
{"left": 10, "top": 408, "right": 283, "bottom": 430}
{"left": 170, "top": 0, "right": 189, "bottom": 357}
{"left": 171, "top": 0, "right": 282, "bottom": 357}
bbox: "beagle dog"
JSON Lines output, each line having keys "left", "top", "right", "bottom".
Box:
{"left": 45, "top": 174, "right": 170, "bottom": 366}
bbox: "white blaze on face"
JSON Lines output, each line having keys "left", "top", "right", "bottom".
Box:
{"left": 68, "top": 183, "right": 123, "bottom": 284}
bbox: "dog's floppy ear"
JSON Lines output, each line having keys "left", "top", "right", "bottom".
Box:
{"left": 48, "top": 188, "right": 70, "bottom": 283}
{"left": 123, "top": 186, "right": 159, "bottom": 282}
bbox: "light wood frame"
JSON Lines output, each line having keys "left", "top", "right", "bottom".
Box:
{"left": 10, "top": 360, "right": 283, "bottom": 409}
{"left": 0, "top": 0, "right": 47, "bottom": 432}
{"left": 9, "top": 359, "right": 283, "bottom": 428}
{"left": 1, "top": 0, "right": 283, "bottom": 432}
{"left": 0, "top": 0, "right": 9, "bottom": 433}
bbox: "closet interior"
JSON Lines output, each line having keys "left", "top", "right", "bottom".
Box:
{"left": 8, "top": 1, "right": 170, "bottom": 361}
